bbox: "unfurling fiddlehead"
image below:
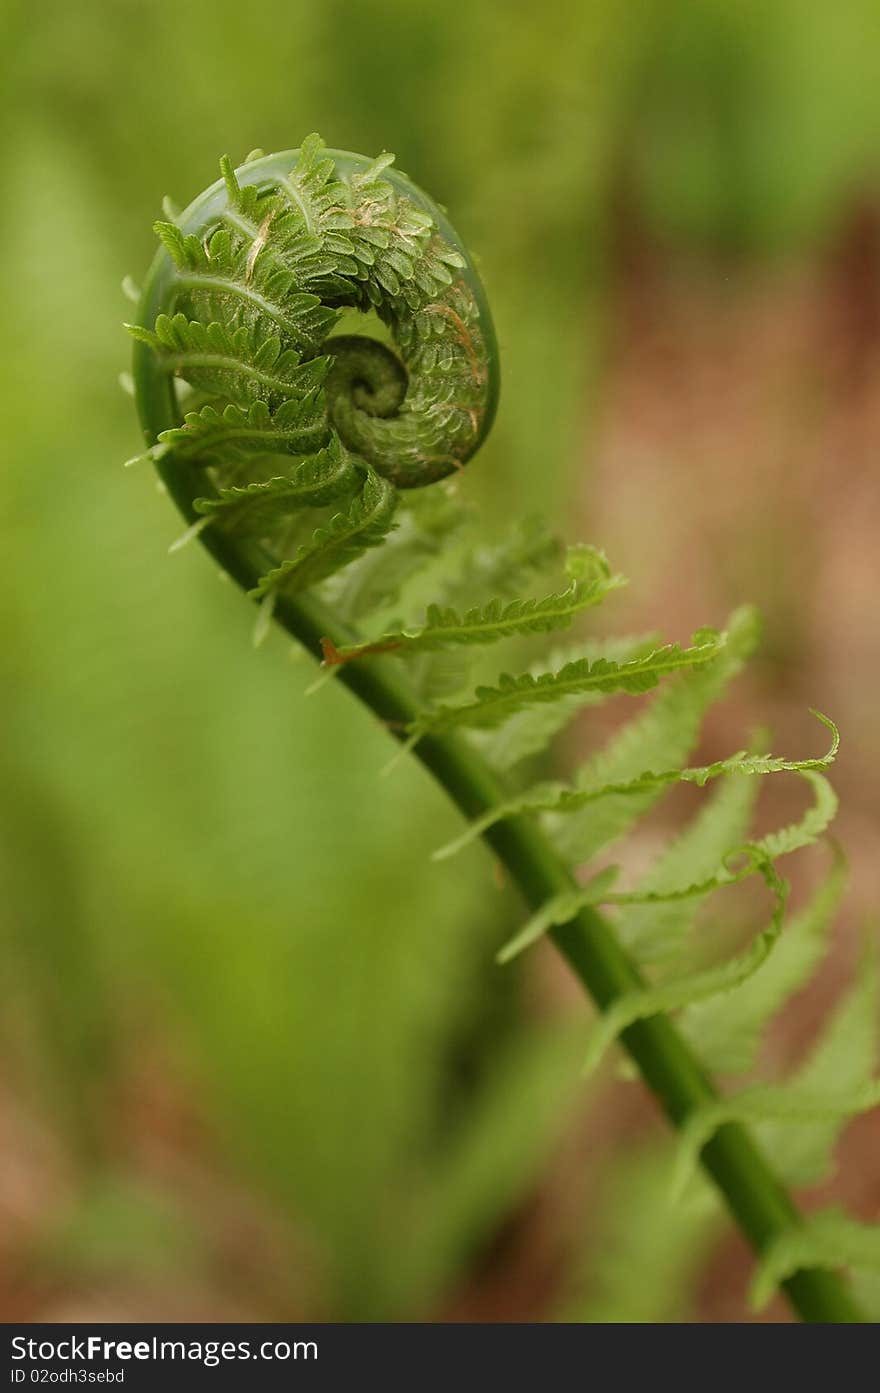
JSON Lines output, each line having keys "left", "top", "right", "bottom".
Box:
{"left": 130, "top": 136, "right": 497, "bottom": 630}
{"left": 128, "top": 137, "right": 878, "bottom": 1324}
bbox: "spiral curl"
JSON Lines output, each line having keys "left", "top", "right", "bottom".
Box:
{"left": 129, "top": 136, "right": 498, "bottom": 609}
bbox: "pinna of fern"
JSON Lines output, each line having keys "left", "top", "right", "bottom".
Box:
{"left": 128, "top": 134, "right": 879, "bottom": 1322}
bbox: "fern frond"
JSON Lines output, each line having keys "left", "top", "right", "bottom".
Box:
{"left": 681, "top": 849, "right": 847, "bottom": 1074}
{"left": 250, "top": 469, "right": 398, "bottom": 599}
{"left": 673, "top": 1080, "right": 880, "bottom": 1203}
{"left": 674, "top": 880, "right": 876, "bottom": 1202}
{"left": 549, "top": 606, "right": 760, "bottom": 864}
{"left": 408, "top": 628, "right": 730, "bottom": 742}
{"left": 191, "top": 438, "right": 363, "bottom": 539}
{"left": 474, "top": 633, "right": 662, "bottom": 773}
{"left": 142, "top": 137, "right": 496, "bottom": 490}
{"left": 356, "top": 516, "right": 564, "bottom": 703}
{"left": 271, "top": 133, "right": 358, "bottom": 248}
{"left": 127, "top": 312, "right": 330, "bottom": 405}
{"left": 751, "top": 1209, "right": 880, "bottom": 1311}
{"left": 132, "top": 136, "right": 872, "bottom": 1325}
{"left": 498, "top": 770, "right": 836, "bottom": 964}
{"left": 156, "top": 396, "right": 328, "bottom": 467}
{"left": 327, "top": 488, "right": 467, "bottom": 625}
{"left": 619, "top": 772, "right": 763, "bottom": 964}
{"left": 321, "top": 546, "right": 624, "bottom": 665}
{"left": 434, "top": 711, "right": 837, "bottom": 864}
{"left": 755, "top": 932, "right": 878, "bottom": 1186}
{"left": 154, "top": 215, "right": 339, "bottom": 355}
{"left": 581, "top": 890, "right": 784, "bottom": 1075}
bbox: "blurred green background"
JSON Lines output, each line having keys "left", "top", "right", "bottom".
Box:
{"left": 1, "top": 0, "right": 879, "bottom": 1322}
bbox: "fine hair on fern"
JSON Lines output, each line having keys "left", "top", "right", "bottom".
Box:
{"left": 127, "top": 135, "right": 879, "bottom": 1324}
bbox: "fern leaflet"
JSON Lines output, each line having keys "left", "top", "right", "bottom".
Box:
{"left": 434, "top": 711, "right": 837, "bottom": 863}
{"left": 681, "top": 849, "right": 847, "bottom": 1074}
{"left": 250, "top": 469, "right": 398, "bottom": 599}
{"left": 321, "top": 546, "right": 624, "bottom": 665}
{"left": 408, "top": 629, "right": 730, "bottom": 742}
{"left": 751, "top": 1210, "right": 880, "bottom": 1311}
{"left": 498, "top": 771, "right": 837, "bottom": 964}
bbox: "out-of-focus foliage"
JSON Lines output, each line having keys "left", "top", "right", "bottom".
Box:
{"left": 558, "top": 1142, "right": 721, "bottom": 1323}
{"left": 1, "top": 0, "right": 879, "bottom": 1321}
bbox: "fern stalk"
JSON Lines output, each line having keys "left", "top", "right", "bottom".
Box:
{"left": 130, "top": 141, "right": 868, "bottom": 1323}
{"left": 134, "top": 408, "right": 866, "bottom": 1322}
{"left": 227, "top": 552, "right": 866, "bottom": 1323}
{"left": 288, "top": 601, "right": 865, "bottom": 1324}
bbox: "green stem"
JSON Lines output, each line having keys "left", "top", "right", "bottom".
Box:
{"left": 133, "top": 345, "right": 865, "bottom": 1328}
{"left": 275, "top": 588, "right": 864, "bottom": 1325}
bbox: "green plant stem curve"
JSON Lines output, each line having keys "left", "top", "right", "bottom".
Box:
{"left": 279, "top": 592, "right": 866, "bottom": 1325}
{"left": 133, "top": 309, "right": 865, "bottom": 1331}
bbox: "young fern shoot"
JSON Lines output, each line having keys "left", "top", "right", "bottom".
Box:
{"left": 128, "top": 135, "right": 878, "bottom": 1323}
